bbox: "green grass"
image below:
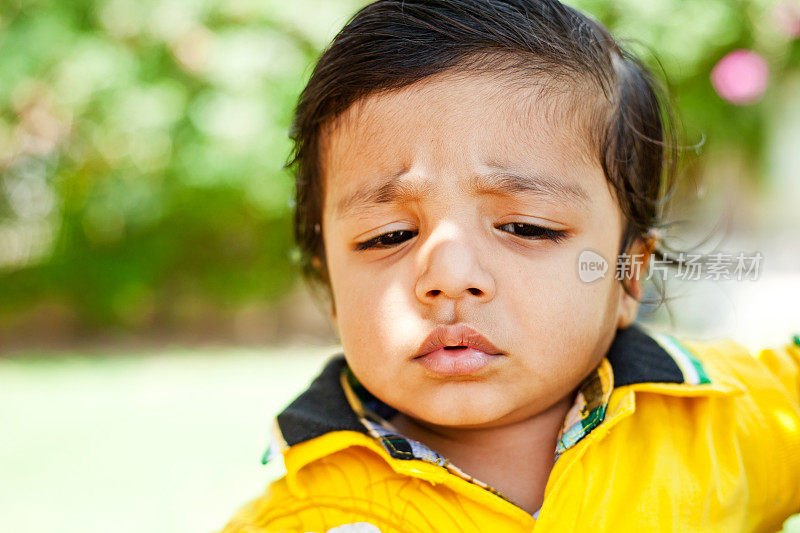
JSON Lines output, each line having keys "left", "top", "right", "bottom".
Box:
{"left": 0, "top": 345, "right": 337, "bottom": 533}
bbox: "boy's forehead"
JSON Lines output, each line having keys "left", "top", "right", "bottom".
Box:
{"left": 326, "top": 71, "right": 597, "bottom": 146}
{"left": 320, "top": 70, "right": 605, "bottom": 208}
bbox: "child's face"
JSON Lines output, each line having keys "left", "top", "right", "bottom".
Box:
{"left": 319, "top": 71, "right": 643, "bottom": 428}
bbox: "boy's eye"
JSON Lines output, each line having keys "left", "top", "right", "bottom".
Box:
{"left": 354, "top": 230, "right": 417, "bottom": 251}
{"left": 497, "top": 223, "right": 568, "bottom": 243}
{"left": 353, "top": 223, "right": 568, "bottom": 251}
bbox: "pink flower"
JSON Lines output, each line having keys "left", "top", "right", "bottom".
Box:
{"left": 710, "top": 49, "right": 769, "bottom": 105}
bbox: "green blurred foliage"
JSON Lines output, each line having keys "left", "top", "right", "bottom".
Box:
{"left": 0, "top": 0, "right": 797, "bottom": 331}
{"left": 0, "top": 0, "right": 362, "bottom": 329}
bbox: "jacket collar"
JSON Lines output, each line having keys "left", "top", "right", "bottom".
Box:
{"left": 272, "top": 323, "right": 728, "bottom": 460}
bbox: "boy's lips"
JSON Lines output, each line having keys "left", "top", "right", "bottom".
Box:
{"left": 412, "top": 324, "right": 504, "bottom": 376}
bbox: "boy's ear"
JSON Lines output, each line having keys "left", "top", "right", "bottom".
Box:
{"left": 616, "top": 238, "right": 651, "bottom": 329}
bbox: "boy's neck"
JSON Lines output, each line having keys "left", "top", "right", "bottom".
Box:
{"left": 388, "top": 391, "right": 576, "bottom": 515}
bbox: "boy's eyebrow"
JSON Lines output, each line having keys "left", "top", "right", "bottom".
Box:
{"left": 334, "top": 169, "right": 589, "bottom": 218}
{"left": 470, "top": 171, "right": 590, "bottom": 207}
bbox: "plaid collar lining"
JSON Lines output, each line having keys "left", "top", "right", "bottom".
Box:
{"left": 553, "top": 358, "right": 614, "bottom": 460}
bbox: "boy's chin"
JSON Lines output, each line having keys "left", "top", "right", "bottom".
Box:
{"left": 404, "top": 400, "right": 511, "bottom": 428}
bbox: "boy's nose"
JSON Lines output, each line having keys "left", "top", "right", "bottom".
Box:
{"left": 414, "top": 237, "right": 496, "bottom": 304}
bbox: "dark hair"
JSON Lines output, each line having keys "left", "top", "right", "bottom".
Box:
{"left": 287, "top": 0, "right": 687, "bottom": 311}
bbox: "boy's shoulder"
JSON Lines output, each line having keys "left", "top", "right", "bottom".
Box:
{"left": 611, "top": 326, "right": 800, "bottom": 449}
{"left": 551, "top": 328, "right": 800, "bottom": 533}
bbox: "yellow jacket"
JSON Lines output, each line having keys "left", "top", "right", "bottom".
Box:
{"left": 220, "top": 324, "right": 800, "bottom": 532}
